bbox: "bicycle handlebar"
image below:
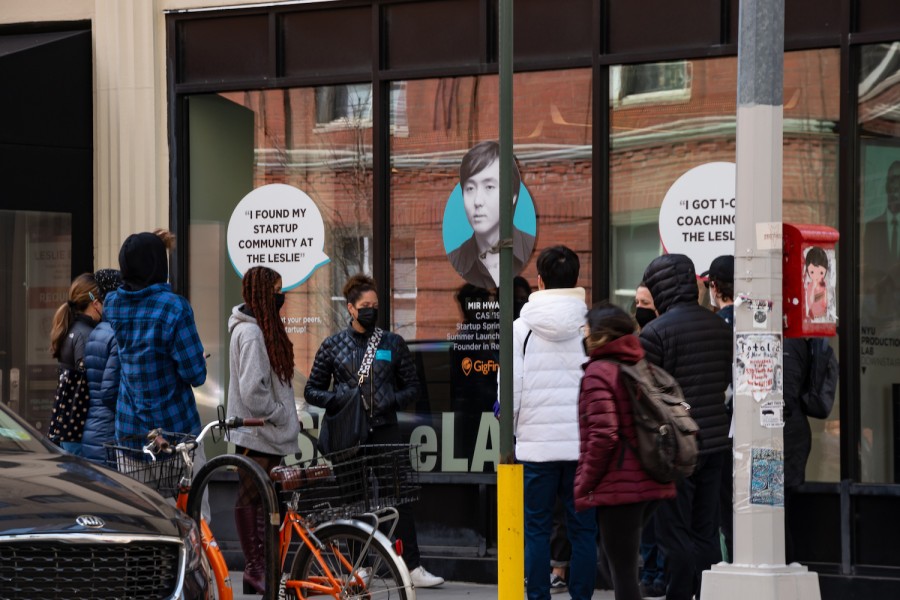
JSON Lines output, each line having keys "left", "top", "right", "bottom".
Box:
{"left": 143, "top": 416, "right": 268, "bottom": 459}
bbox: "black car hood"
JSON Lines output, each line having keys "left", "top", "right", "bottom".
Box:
{"left": 0, "top": 452, "right": 184, "bottom": 537}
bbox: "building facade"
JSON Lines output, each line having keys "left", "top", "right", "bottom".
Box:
{"left": 2, "top": 0, "right": 900, "bottom": 595}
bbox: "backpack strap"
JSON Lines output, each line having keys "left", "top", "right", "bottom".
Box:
{"left": 523, "top": 329, "right": 533, "bottom": 354}
{"left": 598, "top": 359, "right": 641, "bottom": 470}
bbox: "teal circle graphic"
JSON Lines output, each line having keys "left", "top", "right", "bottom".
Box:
{"left": 442, "top": 183, "right": 537, "bottom": 253}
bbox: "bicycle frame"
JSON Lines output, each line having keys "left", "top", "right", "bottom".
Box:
{"left": 176, "top": 489, "right": 234, "bottom": 599}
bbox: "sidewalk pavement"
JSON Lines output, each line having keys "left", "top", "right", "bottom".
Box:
{"left": 232, "top": 572, "right": 617, "bottom": 599}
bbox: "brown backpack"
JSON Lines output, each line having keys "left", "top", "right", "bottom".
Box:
{"left": 607, "top": 359, "right": 699, "bottom": 483}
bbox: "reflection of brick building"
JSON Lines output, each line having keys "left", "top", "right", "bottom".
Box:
{"left": 229, "top": 51, "right": 840, "bottom": 368}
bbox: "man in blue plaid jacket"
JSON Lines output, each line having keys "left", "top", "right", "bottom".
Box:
{"left": 105, "top": 232, "right": 207, "bottom": 440}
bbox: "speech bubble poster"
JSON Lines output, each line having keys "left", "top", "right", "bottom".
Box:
{"left": 658, "top": 162, "right": 736, "bottom": 273}
{"left": 226, "top": 184, "right": 330, "bottom": 289}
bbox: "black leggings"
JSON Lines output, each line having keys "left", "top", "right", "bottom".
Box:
{"left": 596, "top": 501, "right": 659, "bottom": 600}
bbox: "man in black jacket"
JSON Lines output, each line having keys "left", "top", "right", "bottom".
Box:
{"left": 639, "top": 254, "right": 733, "bottom": 600}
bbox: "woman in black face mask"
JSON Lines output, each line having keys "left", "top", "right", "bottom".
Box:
{"left": 634, "top": 282, "right": 658, "bottom": 331}
{"left": 304, "top": 273, "right": 445, "bottom": 589}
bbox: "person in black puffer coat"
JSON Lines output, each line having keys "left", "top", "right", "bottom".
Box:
{"left": 639, "top": 254, "right": 733, "bottom": 600}
{"left": 304, "top": 273, "right": 444, "bottom": 589}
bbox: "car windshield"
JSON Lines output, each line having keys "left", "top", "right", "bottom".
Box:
{"left": 0, "top": 406, "right": 50, "bottom": 453}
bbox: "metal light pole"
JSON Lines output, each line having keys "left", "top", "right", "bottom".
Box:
{"left": 496, "top": 0, "right": 524, "bottom": 597}
{"left": 701, "top": 2, "right": 819, "bottom": 597}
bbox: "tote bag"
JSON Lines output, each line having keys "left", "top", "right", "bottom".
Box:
{"left": 47, "top": 359, "right": 90, "bottom": 444}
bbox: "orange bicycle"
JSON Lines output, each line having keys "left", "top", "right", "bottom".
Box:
{"left": 106, "top": 412, "right": 270, "bottom": 600}
{"left": 109, "top": 417, "right": 417, "bottom": 600}
{"left": 269, "top": 444, "right": 418, "bottom": 600}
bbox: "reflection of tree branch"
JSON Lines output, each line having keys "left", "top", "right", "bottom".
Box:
{"left": 315, "top": 87, "right": 374, "bottom": 330}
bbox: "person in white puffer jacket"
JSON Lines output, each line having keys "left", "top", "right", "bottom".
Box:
{"left": 511, "top": 245, "right": 598, "bottom": 600}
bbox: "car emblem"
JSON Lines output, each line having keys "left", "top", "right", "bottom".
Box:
{"left": 76, "top": 515, "right": 105, "bottom": 529}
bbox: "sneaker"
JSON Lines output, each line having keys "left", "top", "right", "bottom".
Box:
{"left": 550, "top": 573, "right": 568, "bottom": 594}
{"left": 410, "top": 565, "right": 444, "bottom": 588}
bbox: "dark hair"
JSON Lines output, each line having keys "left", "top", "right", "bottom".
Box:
{"left": 459, "top": 141, "right": 521, "bottom": 197}
{"left": 711, "top": 278, "right": 734, "bottom": 302}
{"left": 343, "top": 273, "right": 378, "bottom": 306}
{"left": 50, "top": 273, "right": 99, "bottom": 359}
{"left": 585, "top": 302, "right": 635, "bottom": 352}
{"left": 243, "top": 266, "right": 294, "bottom": 384}
{"left": 805, "top": 246, "right": 828, "bottom": 271}
{"left": 536, "top": 245, "right": 580, "bottom": 289}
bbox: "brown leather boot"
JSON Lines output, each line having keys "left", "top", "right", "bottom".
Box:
{"left": 234, "top": 505, "right": 265, "bottom": 594}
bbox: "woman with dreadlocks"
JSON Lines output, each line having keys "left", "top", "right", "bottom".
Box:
{"left": 227, "top": 266, "right": 302, "bottom": 594}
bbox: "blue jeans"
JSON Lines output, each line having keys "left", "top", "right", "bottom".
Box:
{"left": 639, "top": 513, "right": 666, "bottom": 587}
{"left": 60, "top": 441, "right": 83, "bottom": 457}
{"left": 523, "top": 461, "right": 597, "bottom": 600}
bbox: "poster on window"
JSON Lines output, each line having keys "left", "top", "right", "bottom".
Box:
{"left": 735, "top": 333, "right": 783, "bottom": 399}
{"left": 658, "top": 162, "right": 736, "bottom": 274}
{"left": 860, "top": 143, "right": 900, "bottom": 374}
{"left": 442, "top": 141, "right": 537, "bottom": 290}
{"left": 226, "top": 184, "right": 330, "bottom": 290}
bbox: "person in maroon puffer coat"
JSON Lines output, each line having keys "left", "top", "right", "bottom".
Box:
{"left": 574, "top": 302, "right": 676, "bottom": 600}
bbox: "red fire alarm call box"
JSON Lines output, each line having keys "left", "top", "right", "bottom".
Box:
{"left": 783, "top": 223, "right": 839, "bottom": 337}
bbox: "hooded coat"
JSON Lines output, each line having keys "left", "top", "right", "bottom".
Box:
{"left": 227, "top": 306, "right": 302, "bottom": 456}
{"left": 639, "top": 254, "right": 733, "bottom": 454}
{"left": 574, "top": 334, "right": 676, "bottom": 511}
{"left": 511, "top": 287, "right": 587, "bottom": 463}
{"left": 106, "top": 233, "right": 206, "bottom": 438}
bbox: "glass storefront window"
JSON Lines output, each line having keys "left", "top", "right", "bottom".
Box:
{"left": 859, "top": 42, "right": 900, "bottom": 483}
{"left": 186, "top": 87, "right": 373, "bottom": 438}
{"left": 610, "top": 51, "right": 840, "bottom": 483}
{"left": 0, "top": 210, "right": 71, "bottom": 430}
{"left": 389, "top": 69, "right": 593, "bottom": 474}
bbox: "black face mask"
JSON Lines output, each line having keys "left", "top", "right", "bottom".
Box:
{"left": 582, "top": 337, "right": 591, "bottom": 356}
{"left": 274, "top": 293, "right": 286, "bottom": 310}
{"left": 355, "top": 307, "right": 378, "bottom": 331}
{"left": 635, "top": 307, "right": 657, "bottom": 329}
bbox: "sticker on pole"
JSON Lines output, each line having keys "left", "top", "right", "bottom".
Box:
{"left": 227, "top": 184, "right": 330, "bottom": 290}
{"left": 658, "top": 162, "right": 736, "bottom": 272}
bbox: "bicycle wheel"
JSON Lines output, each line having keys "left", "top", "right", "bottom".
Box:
{"left": 287, "top": 522, "right": 412, "bottom": 600}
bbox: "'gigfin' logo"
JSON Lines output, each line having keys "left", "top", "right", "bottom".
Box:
{"left": 461, "top": 357, "right": 473, "bottom": 376}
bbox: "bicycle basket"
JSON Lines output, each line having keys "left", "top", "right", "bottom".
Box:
{"left": 273, "top": 444, "right": 420, "bottom": 522}
{"left": 103, "top": 432, "right": 195, "bottom": 499}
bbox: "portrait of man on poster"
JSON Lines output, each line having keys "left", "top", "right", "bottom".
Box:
{"left": 446, "top": 141, "right": 536, "bottom": 290}
{"left": 863, "top": 159, "right": 900, "bottom": 322}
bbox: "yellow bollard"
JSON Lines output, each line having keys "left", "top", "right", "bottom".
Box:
{"left": 497, "top": 463, "right": 524, "bottom": 599}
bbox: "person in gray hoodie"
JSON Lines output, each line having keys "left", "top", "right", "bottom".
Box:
{"left": 227, "top": 265, "right": 302, "bottom": 594}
